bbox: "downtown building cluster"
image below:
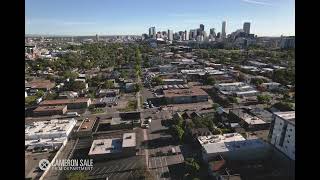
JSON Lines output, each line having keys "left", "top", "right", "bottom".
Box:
{"left": 144, "top": 21, "right": 253, "bottom": 43}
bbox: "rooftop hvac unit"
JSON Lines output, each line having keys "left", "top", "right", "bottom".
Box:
{"left": 96, "top": 142, "right": 104, "bottom": 146}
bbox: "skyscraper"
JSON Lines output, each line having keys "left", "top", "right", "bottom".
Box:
{"left": 168, "top": 29, "right": 173, "bottom": 41}
{"left": 184, "top": 30, "right": 189, "bottom": 41}
{"left": 221, "top": 21, "right": 226, "bottom": 39}
{"left": 243, "top": 22, "right": 251, "bottom": 34}
{"left": 96, "top": 34, "right": 99, "bottom": 42}
{"left": 200, "top": 24, "right": 204, "bottom": 32}
{"left": 210, "top": 28, "right": 216, "bottom": 37}
{"left": 190, "top": 29, "right": 197, "bottom": 39}
{"left": 149, "top": 27, "right": 156, "bottom": 38}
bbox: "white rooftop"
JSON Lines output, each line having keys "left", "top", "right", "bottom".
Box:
{"left": 242, "top": 114, "right": 267, "bottom": 125}
{"left": 88, "top": 133, "right": 137, "bottom": 155}
{"left": 198, "top": 133, "right": 267, "bottom": 154}
{"left": 25, "top": 119, "right": 76, "bottom": 140}
{"left": 274, "top": 111, "right": 295, "bottom": 123}
{"left": 88, "top": 138, "right": 122, "bottom": 155}
{"left": 122, "top": 133, "right": 136, "bottom": 148}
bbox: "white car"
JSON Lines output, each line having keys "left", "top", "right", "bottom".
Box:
{"left": 141, "top": 123, "right": 149, "bottom": 129}
{"left": 148, "top": 118, "right": 152, "bottom": 123}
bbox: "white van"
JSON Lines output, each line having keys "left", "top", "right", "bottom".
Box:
{"left": 66, "top": 112, "right": 80, "bottom": 117}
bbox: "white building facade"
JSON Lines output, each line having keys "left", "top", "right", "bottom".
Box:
{"left": 269, "top": 111, "right": 295, "bottom": 160}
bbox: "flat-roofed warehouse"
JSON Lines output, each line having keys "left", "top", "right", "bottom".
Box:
{"left": 39, "top": 98, "right": 91, "bottom": 109}
{"left": 25, "top": 119, "right": 76, "bottom": 150}
{"left": 163, "top": 87, "right": 209, "bottom": 104}
{"left": 32, "top": 105, "right": 67, "bottom": 117}
{"left": 198, "top": 133, "right": 269, "bottom": 161}
{"left": 88, "top": 133, "right": 136, "bottom": 160}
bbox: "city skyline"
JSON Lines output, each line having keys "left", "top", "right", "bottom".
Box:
{"left": 25, "top": 0, "right": 295, "bottom": 37}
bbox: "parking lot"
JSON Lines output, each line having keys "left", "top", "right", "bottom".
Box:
{"left": 25, "top": 151, "right": 56, "bottom": 179}
{"left": 142, "top": 108, "right": 184, "bottom": 180}
{"left": 85, "top": 156, "right": 144, "bottom": 180}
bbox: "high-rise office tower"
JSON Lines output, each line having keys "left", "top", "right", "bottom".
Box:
{"left": 200, "top": 24, "right": 204, "bottom": 32}
{"left": 221, "top": 21, "right": 226, "bottom": 39}
{"left": 149, "top": 27, "right": 156, "bottom": 38}
{"left": 243, "top": 22, "right": 251, "bottom": 34}
{"left": 196, "top": 28, "right": 201, "bottom": 37}
{"left": 184, "top": 30, "right": 189, "bottom": 41}
{"left": 210, "top": 28, "right": 216, "bottom": 37}
{"left": 189, "top": 29, "right": 197, "bottom": 39}
{"left": 96, "top": 34, "right": 99, "bottom": 42}
{"left": 217, "top": 32, "right": 221, "bottom": 39}
{"left": 168, "top": 29, "right": 173, "bottom": 41}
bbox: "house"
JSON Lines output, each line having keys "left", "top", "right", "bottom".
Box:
{"left": 58, "top": 91, "right": 78, "bottom": 99}
{"left": 39, "top": 98, "right": 91, "bottom": 109}
{"left": 163, "top": 87, "right": 209, "bottom": 104}
{"left": 162, "top": 79, "right": 186, "bottom": 85}
{"left": 25, "top": 79, "right": 55, "bottom": 92}
{"left": 125, "top": 83, "right": 136, "bottom": 93}
{"left": 33, "top": 105, "right": 67, "bottom": 117}
{"left": 261, "top": 82, "right": 281, "bottom": 91}
{"left": 96, "top": 89, "right": 119, "bottom": 98}
{"left": 228, "top": 108, "right": 271, "bottom": 131}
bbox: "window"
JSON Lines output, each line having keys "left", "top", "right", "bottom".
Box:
{"left": 285, "top": 145, "right": 287, "bottom": 149}
{"left": 289, "top": 129, "right": 292, "bottom": 132}
{"left": 288, "top": 135, "right": 291, "bottom": 138}
{"left": 287, "top": 140, "right": 290, "bottom": 143}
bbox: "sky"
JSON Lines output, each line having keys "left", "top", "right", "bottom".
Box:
{"left": 25, "top": 0, "right": 295, "bottom": 37}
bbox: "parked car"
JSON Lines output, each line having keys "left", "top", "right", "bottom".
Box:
{"left": 66, "top": 112, "right": 80, "bottom": 117}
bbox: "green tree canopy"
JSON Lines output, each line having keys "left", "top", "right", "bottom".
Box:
{"left": 257, "top": 94, "right": 272, "bottom": 104}
{"left": 184, "top": 158, "right": 200, "bottom": 175}
{"left": 152, "top": 76, "right": 164, "bottom": 86}
{"left": 204, "top": 75, "right": 216, "bottom": 85}
{"left": 66, "top": 172, "right": 88, "bottom": 180}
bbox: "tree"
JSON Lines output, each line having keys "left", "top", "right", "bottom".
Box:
{"left": 228, "top": 96, "right": 238, "bottom": 104}
{"left": 45, "top": 92, "right": 58, "bottom": 100}
{"left": 257, "top": 94, "right": 271, "bottom": 104}
{"left": 63, "top": 71, "right": 79, "bottom": 80}
{"left": 272, "top": 101, "right": 294, "bottom": 111}
{"left": 152, "top": 76, "right": 164, "bottom": 86}
{"left": 134, "top": 83, "right": 142, "bottom": 92}
{"left": 67, "top": 81, "right": 86, "bottom": 92}
{"left": 184, "top": 158, "right": 200, "bottom": 175}
{"left": 35, "top": 90, "right": 45, "bottom": 98}
{"left": 204, "top": 76, "right": 216, "bottom": 85}
{"left": 102, "top": 80, "right": 114, "bottom": 89}
{"left": 129, "top": 167, "right": 155, "bottom": 180}
{"left": 170, "top": 125, "right": 185, "bottom": 142}
{"left": 25, "top": 96, "right": 38, "bottom": 106}
{"left": 251, "top": 78, "right": 264, "bottom": 86}
{"left": 66, "top": 172, "right": 88, "bottom": 180}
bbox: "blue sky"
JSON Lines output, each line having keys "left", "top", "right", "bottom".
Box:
{"left": 25, "top": 0, "right": 295, "bottom": 36}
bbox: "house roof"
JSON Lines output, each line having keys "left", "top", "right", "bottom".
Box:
{"left": 33, "top": 105, "right": 67, "bottom": 112}
{"left": 25, "top": 79, "right": 55, "bottom": 90}
{"left": 40, "top": 98, "right": 90, "bottom": 106}
{"left": 163, "top": 87, "right": 208, "bottom": 98}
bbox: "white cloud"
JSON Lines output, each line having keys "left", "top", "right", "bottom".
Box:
{"left": 241, "top": 0, "right": 272, "bottom": 6}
